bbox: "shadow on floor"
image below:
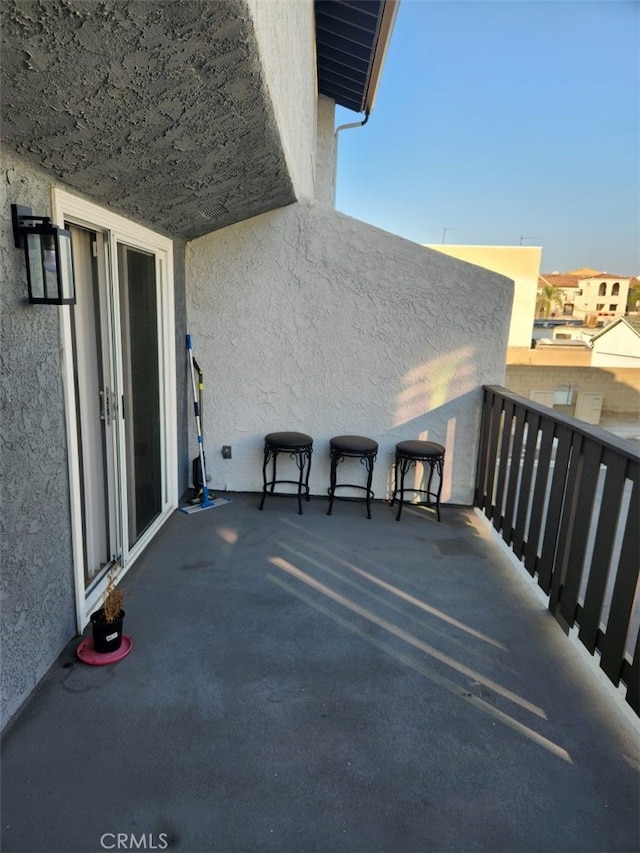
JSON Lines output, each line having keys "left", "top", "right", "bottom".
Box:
{"left": 2, "top": 494, "right": 639, "bottom": 853}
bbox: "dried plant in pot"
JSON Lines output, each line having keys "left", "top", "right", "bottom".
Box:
{"left": 90, "top": 564, "right": 125, "bottom": 654}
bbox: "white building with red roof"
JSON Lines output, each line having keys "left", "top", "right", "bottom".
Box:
{"left": 539, "top": 270, "right": 631, "bottom": 321}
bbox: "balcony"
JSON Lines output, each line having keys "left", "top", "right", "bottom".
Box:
{"left": 2, "top": 394, "right": 639, "bottom": 852}
{"left": 476, "top": 386, "right": 639, "bottom": 716}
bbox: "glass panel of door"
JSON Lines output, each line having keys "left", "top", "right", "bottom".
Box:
{"left": 117, "top": 244, "right": 162, "bottom": 544}
{"left": 69, "top": 227, "right": 164, "bottom": 594}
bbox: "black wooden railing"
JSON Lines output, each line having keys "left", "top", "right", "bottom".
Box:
{"left": 475, "top": 386, "right": 639, "bottom": 714}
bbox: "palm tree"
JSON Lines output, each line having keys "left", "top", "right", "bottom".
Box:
{"left": 626, "top": 279, "right": 640, "bottom": 313}
{"left": 536, "top": 285, "right": 564, "bottom": 318}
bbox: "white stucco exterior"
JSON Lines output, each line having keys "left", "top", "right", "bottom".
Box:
{"left": 573, "top": 275, "right": 630, "bottom": 320}
{"left": 591, "top": 319, "right": 640, "bottom": 367}
{"left": 428, "top": 245, "right": 541, "bottom": 349}
{"left": 315, "top": 96, "right": 337, "bottom": 206}
{"left": 187, "top": 199, "right": 513, "bottom": 505}
{"left": 247, "top": 0, "right": 317, "bottom": 199}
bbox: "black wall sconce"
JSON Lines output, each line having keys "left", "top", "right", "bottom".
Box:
{"left": 11, "top": 204, "right": 75, "bottom": 305}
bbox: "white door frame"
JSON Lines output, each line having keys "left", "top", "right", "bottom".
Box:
{"left": 53, "top": 189, "right": 178, "bottom": 632}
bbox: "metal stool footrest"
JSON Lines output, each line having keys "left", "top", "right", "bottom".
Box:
{"left": 392, "top": 440, "right": 445, "bottom": 522}
{"left": 327, "top": 435, "right": 378, "bottom": 519}
{"left": 259, "top": 432, "right": 313, "bottom": 515}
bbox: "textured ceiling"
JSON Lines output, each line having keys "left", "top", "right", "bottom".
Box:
{"left": 1, "top": 0, "right": 295, "bottom": 240}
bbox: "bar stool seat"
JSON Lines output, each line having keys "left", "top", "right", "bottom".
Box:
{"left": 392, "top": 440, "right": 445, "bottom": 521}
{"left": 259, "top": 431, "right": 313, "bottom": 514}
{"left": 327, "top": 435, "right": 378, "bottom": 519}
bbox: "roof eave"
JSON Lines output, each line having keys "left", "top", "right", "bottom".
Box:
{"left": 316, "top": 0, "right": 399, "bottom": 115}
{"left": 362, "top": 0, "right": 399, "bottom": 113}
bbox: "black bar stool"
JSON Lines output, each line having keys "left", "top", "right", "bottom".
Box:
{"left": 392, "top": 440, "right": 445, "bottom": 521}
{"left": 327, "top": 435, "right": 378, "bottom": 519}
{"left": 259, "top": 431, "right": 313, "bottom": 514}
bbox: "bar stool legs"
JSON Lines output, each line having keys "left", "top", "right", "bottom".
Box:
{"left": 327, "top": 435, "right": 378, "bottom": 519}
{"left": 392, "top": 440, "right": 445, "bottom": 521}
{"left": 259, "top": 431, "right": 313, "bottom": 514}
{"left": 257, "top": 433, "right": 443, "bottom": 521}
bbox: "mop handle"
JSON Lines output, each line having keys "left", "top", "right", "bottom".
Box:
{"left": 186, "top": 335, "right": 209, "bottom": 501}
{"left": 192, "top": 357, "right": 204, "bottom": 430}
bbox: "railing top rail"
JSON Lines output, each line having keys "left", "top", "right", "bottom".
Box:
{"left": 483, "top": 385, "right": 640, "bottom": 462}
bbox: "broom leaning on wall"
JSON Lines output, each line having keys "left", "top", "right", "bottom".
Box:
{"left": 180, "top": 335, "right": 231, "bottom": 515}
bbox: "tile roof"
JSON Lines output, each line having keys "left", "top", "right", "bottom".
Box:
{"left": 539, "top": 274, "right": 582, "bottom": 289}
{"left": 539, "top": 272, "right": 631, "bottom": 288}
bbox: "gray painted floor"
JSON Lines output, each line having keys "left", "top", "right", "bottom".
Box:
{"left": 2, "top": 494, "right": 639, "bottom": 853}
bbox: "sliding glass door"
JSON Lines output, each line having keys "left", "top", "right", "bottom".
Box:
{"left": 69, "top": 226, "right": 119, "bottom": 591}
{"left": 56, "top": 190, "right": 177, "bottom": 628}
{"left": 118, "top": 244, "right": 163, "bottom": 544}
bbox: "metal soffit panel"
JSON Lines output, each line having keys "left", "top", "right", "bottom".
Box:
{"left": 315, "top": 0, "right": 387, "bottom": 113}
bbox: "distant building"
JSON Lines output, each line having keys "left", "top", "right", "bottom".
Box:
{"left": 539, "top": 271, "right": 631, "bottom": 322}
{"left": 590, "top": 316, "right": 640, "bottom": 367}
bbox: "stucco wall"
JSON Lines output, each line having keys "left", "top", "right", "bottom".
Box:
{"left": 429, "top": 245, "right": 541, "bottom": 348}
{"left": 186, "top": 198, "right": 513, "bottom": 505}
{"left": 315, "top": 96, "right": 337, "bottom": 206}
{"left": 0, "top": 152, "right": 76, "bottom": 728}
{"left": 247, "top": 0, "right": 316, "bottom": 199}
{"left": 0, "top": 152, "right": 189, "bottom": 729}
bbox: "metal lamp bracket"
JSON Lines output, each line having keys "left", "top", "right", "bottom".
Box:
{"left": 12, "top": 204, "right": 40, "bottom": 247}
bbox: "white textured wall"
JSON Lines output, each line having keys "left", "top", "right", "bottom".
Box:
{"left": 1, "top": 153, "right": 76, "bottom": 728}
{"left": 247, "top": 0, "right": 316, "bottom": 199}
{"left": 429, "top": 245, "right": 541, "bottom": 348}
{"left": 315, "top": 96, "right": 336, "bottom": 206}
{"left": 186, "top": 199, "right": 513, "bottom": 504}
{"left": 0, "top": 152, "right": 190, "bottom": 730}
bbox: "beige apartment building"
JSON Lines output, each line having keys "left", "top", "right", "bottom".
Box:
{"left": 540, "top": 269, "right": 631, "bottom": 321}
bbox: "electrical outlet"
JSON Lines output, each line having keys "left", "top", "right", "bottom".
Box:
{"left": 222, "top": 445, "right": 232, "bottom": 459}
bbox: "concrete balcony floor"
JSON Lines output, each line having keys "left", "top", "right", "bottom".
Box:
{"left": 2, "top": 493, "right": 639, "bottom": 853}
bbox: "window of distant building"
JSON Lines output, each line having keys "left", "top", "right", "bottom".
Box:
{"left": 596, "top": 303, "right": 605, "bottom": 311}
{"left": 576, "top": 289, "right": 583, "bottom": 296}
{"left": 612, "top": 283, "right": 620, "bottom": 295}
{"left": 598, "top": 283, "right": 607, "bottom": 296}
{"left": 609, "top": 304, "right": 617, "bottom": 312}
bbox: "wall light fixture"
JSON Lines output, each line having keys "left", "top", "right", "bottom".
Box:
{"left": 11, "top": 204, "right": 75, "bottom": 305}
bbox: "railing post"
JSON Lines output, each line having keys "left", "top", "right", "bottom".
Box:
{"left": 475, "top": 385, "right": 640, "bottom": 716}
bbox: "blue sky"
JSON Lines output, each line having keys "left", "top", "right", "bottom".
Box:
{"left": 334, "top": 0, "right": 640, "bottom": 275}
